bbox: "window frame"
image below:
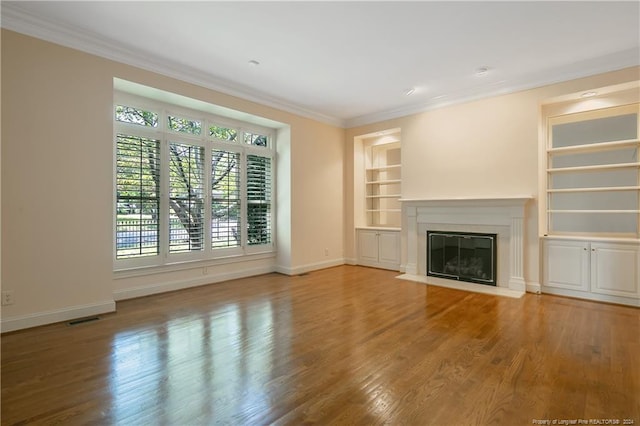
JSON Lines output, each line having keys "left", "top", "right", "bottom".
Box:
{"left": 113, "top": 92, "right": 276, "bottom": 270}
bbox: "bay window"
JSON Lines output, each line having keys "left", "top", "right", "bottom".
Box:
{"left": 114, "top": 94, "right": 275, "bottom": 268}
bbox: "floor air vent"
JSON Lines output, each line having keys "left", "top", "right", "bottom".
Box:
{"left": 67, "top": 316, "right": 100, "bottom": 326}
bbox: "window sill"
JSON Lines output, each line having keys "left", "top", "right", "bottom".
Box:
{"left": 114, "top": 249, "right": 276, "bottom": 279}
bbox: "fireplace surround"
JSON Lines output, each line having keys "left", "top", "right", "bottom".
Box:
{"left": 399, "top": 197, "right": 531, "bottom": 297}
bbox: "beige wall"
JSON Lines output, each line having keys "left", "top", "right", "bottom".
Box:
{"left": 345, "top": 66, "right": 640, "bottom": 287}
{"left": 289, "top": 119, "right": 345, "bottom": 270}
{"left": 2, "top": 30, "right": 116, "bottom": 326}
{"left": 3, "top": 27, "right": 637, "bottom": 331}
{"left": 1, "top": 30, "right": 345, "bottom": 330}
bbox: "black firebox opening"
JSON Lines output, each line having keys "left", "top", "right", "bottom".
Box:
{"left": 427, "top": 231, "right": 497, "bottom": 286}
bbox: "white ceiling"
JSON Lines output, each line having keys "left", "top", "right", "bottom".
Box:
{"left": 3, "top": 1, "right": 639, "bottom": 127}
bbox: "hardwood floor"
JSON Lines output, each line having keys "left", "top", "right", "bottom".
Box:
{"left": 2, "top": 265, "right": 639, "bottom": 425}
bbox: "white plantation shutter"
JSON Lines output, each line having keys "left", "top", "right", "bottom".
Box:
{"left": 116, "top": 134, "right": 161, "bottom": 259}
{"left": 246, "top": 154, "right": 272, "bottom": 245}
{"left": 211, "top": 149, "right": 241, "bottom": 249}
{"left": 114, "top": 93, "right": 275, "bottom": 267}
{"left": 169, "top": 143, "right": 205, "bottom": 253}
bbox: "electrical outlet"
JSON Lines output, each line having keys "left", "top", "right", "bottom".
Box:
{"left": 2, "top": 291, "right": 15, "bottom": 306}
{"left": 324, "top": 248, "right": 329, "bottom": 256}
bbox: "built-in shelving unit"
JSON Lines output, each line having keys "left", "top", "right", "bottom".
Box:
{"left": 365, "top": 140, "right": 401, "bottom": 227}
{"left": 545, "top": 104, "right": 640, "bottom": 238}
{"left": 353, "top": 129, "right": 402, "bottom": 271}
{"left": 541, "top": 92, "right": 640, "bottom": 307}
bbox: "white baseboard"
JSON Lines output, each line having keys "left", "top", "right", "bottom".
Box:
{"left": 404, "top": 263, "right": 417, "bottom": 275}
{"left": 1, "top": 300, "right": 116, "bottom": 333}
{"left": 275, "top": 258, "right": 345, "bottom": 276}
{"left": 540, "top": 286, "right": 640, "bottom": 307}
{"left": 526, "top": 281, "right": 542, "bottom": 294}
{"left": 508, "top": 278, "right": 526, "bottom": 292}
{"left": 344, "top": 257, "right": 358, "bottom": 266}
{"left": 113, "top": 265, "right": 275, "bottom": 301}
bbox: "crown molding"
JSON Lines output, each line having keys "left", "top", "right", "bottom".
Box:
{"left": 1, "top": 3, "right": 346, "bottom": 128}
{"left": 3, "top": 3, "right": 638, "bottom": 130}
{"left": 344, "top": 48, "right": 640, "bottom": 128}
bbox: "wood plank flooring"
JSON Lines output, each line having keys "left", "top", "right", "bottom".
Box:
{"left": 2, "top": 265, "right": 639, "bottom": 425}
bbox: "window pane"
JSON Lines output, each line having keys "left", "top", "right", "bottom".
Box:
{"left": 211, "top": 150, "right": 241, "bottom": 249}
{"left": 168, "top": 115, "right": 202, "bottom": 135}
{"left": 209, "top": 125, "right": 238, "bottom": 142}
{"left": 169, "top": 143, "right": 205, "bottom": 253}
{"left": 116, "top": 134, "right": 160, "bottom": 258}
{"left": 244, "top": 132, "right": 268, "bottom": 147}
{"left": 246, "top": 154, "right": 272, "bottom": 245}
{"left": 115, "top": 105, "right": 158, "bottom": 127}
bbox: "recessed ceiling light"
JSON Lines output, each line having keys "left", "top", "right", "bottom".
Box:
{"left": 581, "top": 91, "right": 597, "bottom": 98}
{"left": 404, "top": 88, "right": 416, "bottom": 96}
{"left": 248, "top": 59, "right": 260, "bottom": 66}
{"left": 475, "top": 66, "right": 490, "bottom": 76}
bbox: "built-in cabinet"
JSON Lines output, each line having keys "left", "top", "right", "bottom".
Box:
{"left": 354, "top": 129, "right": 402, "bottom": 271}
{"left": 543, "top": 238, "right": 640, "bottom": 304}
{"left": 541, "top": 94, "right": 640, "bottom": 306}
{"left": 357, "top": 228, "right": 400, "bottom": 270}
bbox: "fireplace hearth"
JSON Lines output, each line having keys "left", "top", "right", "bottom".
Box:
{"left": 427, "top": 231, "right": 497, "bottom": 286}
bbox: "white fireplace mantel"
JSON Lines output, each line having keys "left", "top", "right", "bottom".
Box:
{"left": 399, "top": 196, "right": 532, "bottom": 207}
{"left": 400, "top": 197, "right": 532, "bottom": 297}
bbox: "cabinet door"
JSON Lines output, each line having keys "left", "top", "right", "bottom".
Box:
{"left": 358, "top": 230, "right": 379, "bottom": 263}
{"left": 544, "top": 239, "right": 589, "bottom": 291}
{"left": 590, "top": 243, "right": 640, "bottom": 299}
{"left": 378, "top": 231, "right": 400, "bottom": 265}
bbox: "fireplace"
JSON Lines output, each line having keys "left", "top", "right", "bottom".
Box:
{"left": 427, "top": 231, "right": 497, "bottom": 286}
{"left": 398, "top": 197, "right": 530, "bottom": 297}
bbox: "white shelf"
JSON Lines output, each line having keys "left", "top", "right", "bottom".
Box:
{"left": 366, "top": 179, "right": 401, "bottom": 185}
{"left": 548, "top": 138, "right": 639, "bottom": 154}
{"left": 548, "top": 210, "right": 640, "bottom": 214}
{"left": 366, "top": 164, "right": 401, "bottom": 172}
{"left": 547, "top": 162, "right": 640, "bottom": 173}
{"left": 366, "top": 194, "right": 402, "bottom": 198}
{"left": 548, "top": 186, "right": 640, "bottom": 193}
{"left": 540, "top": 232, "right": 640, "bottom": 244}
{"left": 542, "top": 234, "right": 640, "bottom": 243}
{"left": 356, "top": 226, "right": 401, "bottom": 231}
